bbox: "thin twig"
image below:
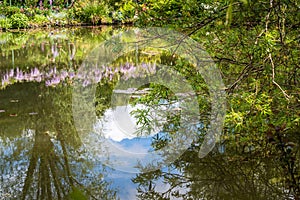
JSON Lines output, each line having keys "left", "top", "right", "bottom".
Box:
{"left": 255, "top": 0, "right": 273, "bottom": 44}
{"left": 226, "top": 64, "right": 252, "bottom": 93}
{"left": 269, "top": 53, "right": 290, "bottom": 100}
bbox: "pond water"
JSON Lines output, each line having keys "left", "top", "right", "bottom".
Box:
{"left": 0, "top": 27, "right": 299, "bottom": 200}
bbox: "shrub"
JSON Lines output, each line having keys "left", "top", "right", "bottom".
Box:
{"left": 0, "top": 6, "right": 20, "bottom": 17}
{"left": 0, "top": 16, "right": 12, "bottom": 29}
{"left": 33, "top": 7, "right": 51, "bottom": 16}
{"left": 23, "top": 7, "right": 36, "bottom": 18}
{"left": 72, "top": 1, "right": 110, "bottom": 24}
{"left": 32, "top": 14, "right": 48, "bottom": 26}
{"left": 120, "top": 1, "right": 136, "bottom": 21}
{"left": 10, "top": 13, "right": 29, "bottom": 28}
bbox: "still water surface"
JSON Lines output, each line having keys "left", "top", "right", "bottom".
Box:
{"left": 0, "top": 27, "right": 191, "bottom": 200}
{"left": 0, "top": 27, "right": 299, "bottom": 200}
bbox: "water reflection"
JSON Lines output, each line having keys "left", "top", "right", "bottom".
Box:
{"left": 1, "top": 62, "right": 156, "bottom": 88}
{"left": 0, "top": 27, "right": 163, "bottom": 199}
{"left": 0, "top": 82, "right": 117, "bottom": 199}
{"left": 0, "top": 27, "right": 299, "bottom": 200}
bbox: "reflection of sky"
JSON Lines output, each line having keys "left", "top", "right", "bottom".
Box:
{"left": 101, "top": 106, "right": 139, "bottom": 141}
{"left": 87, "top": 104, "right": 166, "bottom": 173}
{"left": 84, "top": 131, "right": 161, "bottom": 173}
{"left": 0, "top": 121, "right": 189, "bottom": 199}
{"left": 0, "top": 130, "right": 34, "bottom": 199}
{"left": 104, "top": 166, "right": 189, "bottom": 200}
{"left": 105, "top": 169, "right": 138, "bottom": 200}
{"left": 100, "top": 105, "right": 160, "bottom": 141}
{"left": 83, "top": 101, "right": 201, "bottom": 174}
{"left": 0, "top": 100, "right": 196, "bottom": 199}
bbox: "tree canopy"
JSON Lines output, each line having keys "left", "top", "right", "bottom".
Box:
{"left": 131, "top": 0, "right": 300, "bottom": 199}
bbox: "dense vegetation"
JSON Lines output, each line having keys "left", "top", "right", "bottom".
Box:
{"left": 0, "top": 0, "right": 137, "bottom": 29}
{"left": 130, "top": 0, "right": 300, "bottom": 199}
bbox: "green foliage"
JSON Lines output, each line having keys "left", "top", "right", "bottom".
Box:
{"left": 32, "top": 7, "right": 51, "bottom": 16}
{"left": 68, "top": 187, "right": 88, "bottom": 200}
{"left": 0, "top": 17, "right": 12, "bottom": 29}
{"left": 119, "top": 0, "right": 136, "bottom": 21}
{"left": 0, "top": 6, "right": 20, "bottom": 17}
{"left": 23, "top": 7, "right": 37, "bottom": 18}
{"left": 72, "top": 1, "right": 110, "bottom": 24}
{"left": 0, "top": 0, "right": 138, "bottom": 29}
{"left": 10, "top": 13, "right": 29, "bottom": 28}
{"left": 135, "top": 0, "right": 213, "bottom": 27}
{"left": 31, "top": 14, "right": 48, "bottom": 26}
{"left": 131, "top": 0, "right": 300, "bottom": 198}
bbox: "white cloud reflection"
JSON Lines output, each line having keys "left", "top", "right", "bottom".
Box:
{"left": 80, "top": 104, "right": 165, "bottom": 173}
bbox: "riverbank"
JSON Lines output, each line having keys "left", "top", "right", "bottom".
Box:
{"left": 0, "top": 2, "right": 137, "bottom": 30}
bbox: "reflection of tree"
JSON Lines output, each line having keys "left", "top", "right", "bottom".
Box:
{"left": 133, "top": 144, "right": 298, "bottom": 199}
{"left": 0, "top": 27, "right": 111, "bottom": 71}
{"left": 132, "top": 126, "right": 300, "bottom": 200}
{"left": 0, "top": 82, "right": 117, "bottom": 200}
{"left": 22, "top": 131, "right": 72, "bottom": 200}
{"left": 20, "top": 130, "right": 116, "bottom": 200}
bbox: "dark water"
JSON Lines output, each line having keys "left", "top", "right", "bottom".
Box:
{"left": 0, "top": 27, "right": 299, "bottom": 200}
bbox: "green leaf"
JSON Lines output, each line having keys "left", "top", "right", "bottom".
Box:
{"left": 68, "top": 187, "right": 88, "bottom": 200}
{"left": 225, "top": 2, "right": 233, "bottom": 27}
